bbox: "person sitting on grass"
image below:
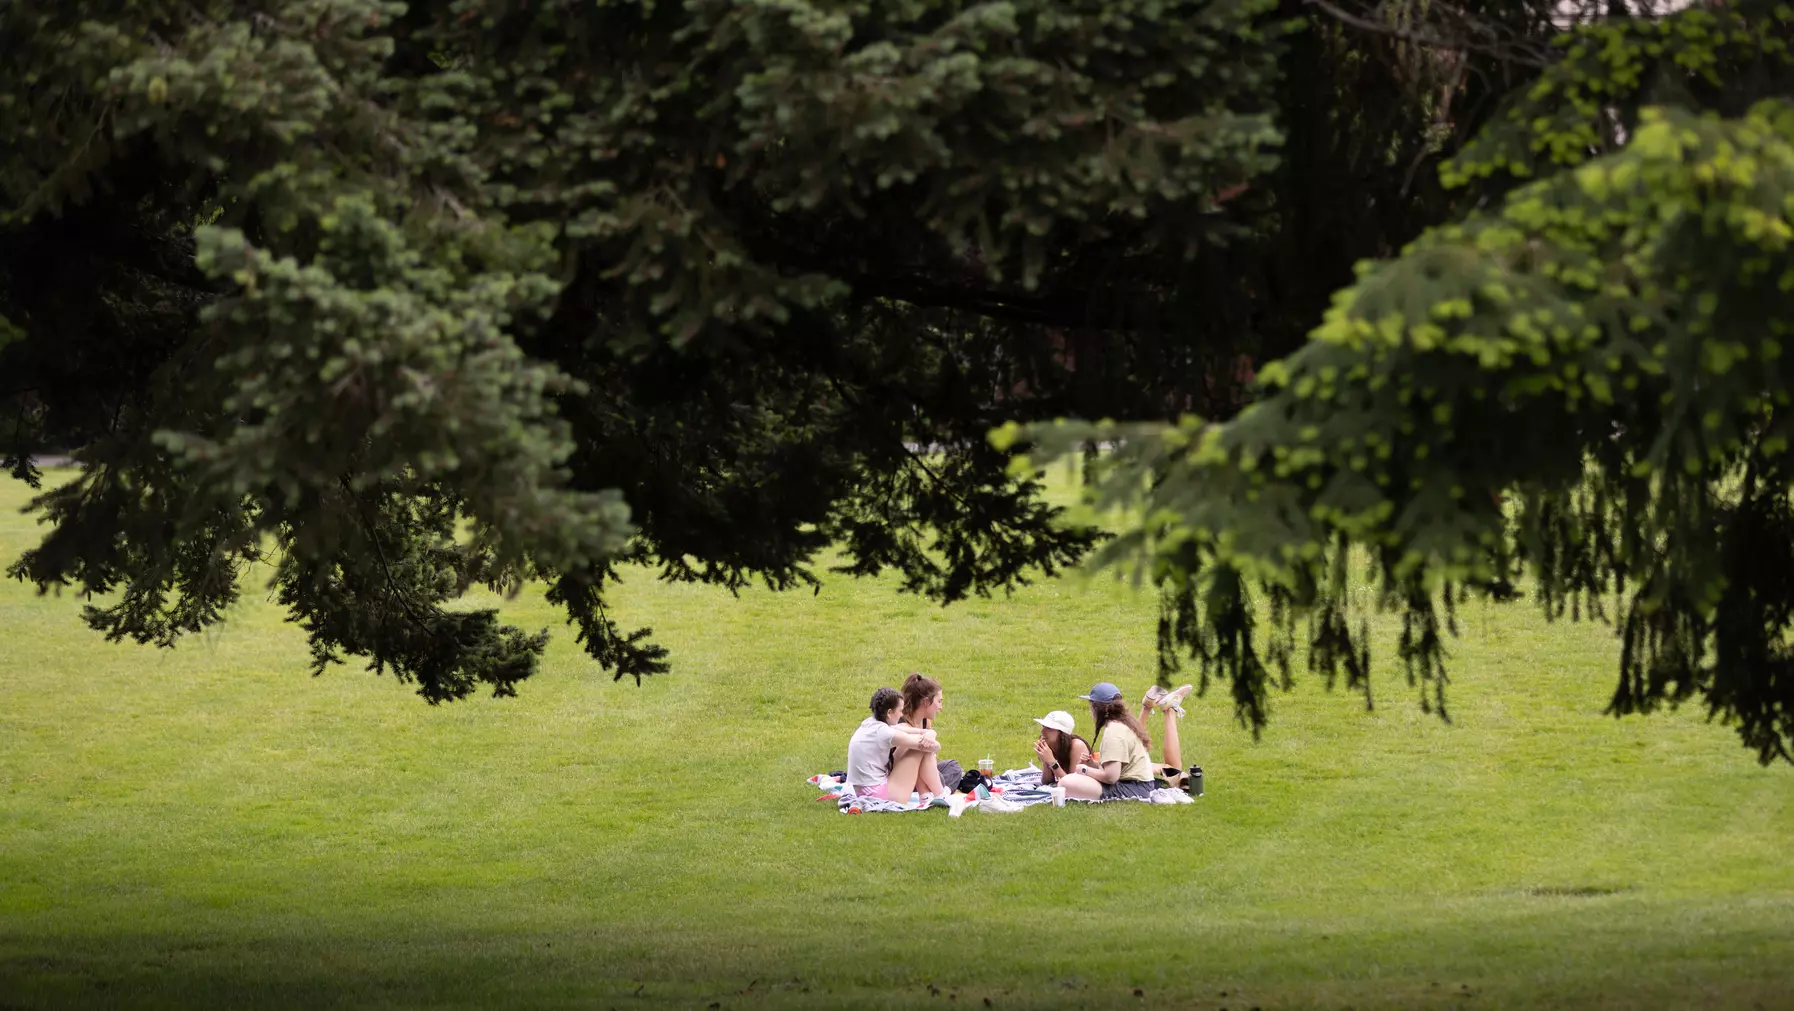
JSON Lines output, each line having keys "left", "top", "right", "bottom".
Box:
{"left": 893, "top": 673, "right": 949, "bottom": 800}
{"left": 846, "top": 687, "right": 939, "bottom": 801}
{"left": 1030, "top": 709, "right": 1092, "bottom": 786}
{"left": 1055, "top": 681, "right": 1193, "bottom": 802}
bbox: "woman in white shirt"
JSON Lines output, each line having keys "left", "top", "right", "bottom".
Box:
{"left": 845, "top": 687, "right": 939, "bottom": 800}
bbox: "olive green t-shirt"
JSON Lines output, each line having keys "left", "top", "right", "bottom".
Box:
{"left": 1095, "top": 721, "right": 1154, "bottom": 782}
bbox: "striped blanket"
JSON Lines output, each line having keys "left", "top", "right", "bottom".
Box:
{"left": 807, "top": 767, "right": 1196, "bottom": 813}
{"left": 809, "top": 768, "right": 1055, "bottom": 813}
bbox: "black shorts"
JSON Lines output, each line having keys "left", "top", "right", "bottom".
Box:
{"left": 1097, "top": 779, "right": 1156, "bottom": 802}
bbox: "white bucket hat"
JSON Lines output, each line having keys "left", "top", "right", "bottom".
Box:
{"left": 1032, "top": 710, "right": 1076, "bottom": 735}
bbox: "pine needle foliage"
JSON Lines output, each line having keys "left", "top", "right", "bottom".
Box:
{"left": 0, "top": 0, "right": 1294, "bottom": 697}
{"left": 1011, "top": 2, "right": 1794, "bottom": 764}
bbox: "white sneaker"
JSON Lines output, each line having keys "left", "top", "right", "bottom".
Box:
{"left": 1160, "top": 684, "right": 1194, "bottom": 717}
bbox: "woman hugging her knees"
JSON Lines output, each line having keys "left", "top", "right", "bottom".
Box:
{"left": 891, "top": 673, "right": 948, "bottom": 800}
{"left": 846, "top": 687, "right": 940, "bottom": 801}
{"left": 1056, "top": 681, "right": 1193, "bottom": 802}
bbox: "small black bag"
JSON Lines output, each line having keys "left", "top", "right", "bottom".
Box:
{"left": 954, "top": 767, "right": 994, "bottom": 795}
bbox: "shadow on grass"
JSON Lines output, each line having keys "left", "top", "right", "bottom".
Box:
{"left": 1523, "top": 885, "right": 1631, "bottom": 898}
{"left": 7, "top": 907, "right": 1794, "bottom": 1011}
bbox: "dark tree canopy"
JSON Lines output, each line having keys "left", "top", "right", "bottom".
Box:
{"left": 7, "top": 0, "right": 1786, "bottom": 763}
{"left": 0, "top": 0, "right": 1282, "bottom": 697}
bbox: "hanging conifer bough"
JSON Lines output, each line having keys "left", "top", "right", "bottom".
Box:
{"left": 2, "top": 0, "right": 1298, "bottom": 699}
{"left": 15, "top": 0, "right": 1785, "bottom": 755}
{"left": 1010, "top": 3, "right": 1794, "bottom": 764}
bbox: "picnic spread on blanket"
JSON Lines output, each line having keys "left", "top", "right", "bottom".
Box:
{"left": 808, "top": 766, "right": 1197, "bottom": 815}
{"left": 833, "top": 679, "right": 1207, "bottom": 814}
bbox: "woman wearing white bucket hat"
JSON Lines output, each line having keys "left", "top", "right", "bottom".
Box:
{"left": 1030, "top": 709, "right": 1092, "bottom": 786}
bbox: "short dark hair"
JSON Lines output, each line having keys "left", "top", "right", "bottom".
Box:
{"left": 870, "top": 687, "right": 902, "bottom": 722}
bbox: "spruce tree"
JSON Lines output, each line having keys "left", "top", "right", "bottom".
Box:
{"left": 1015, "top": 1, "right": 1794, "bottom": 763}
{"left": 1, "top": 0, "right": 1286, "bottom": 696}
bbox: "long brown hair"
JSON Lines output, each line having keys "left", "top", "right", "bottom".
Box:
{"left": 1090, "top": 699, "right": 1151, "bottom": 752}
{"left": 901, "top": 673, "right": 941, "bottom": 725}
{"left": 1041, "top": 728, "right": 1091, "bottom": 770}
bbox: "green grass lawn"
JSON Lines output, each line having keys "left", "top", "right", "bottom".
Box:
{"left": 2, "top": 470, "right": 1792, "bottom": 1010}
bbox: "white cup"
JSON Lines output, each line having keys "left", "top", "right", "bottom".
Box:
{"left": 1050, "top": 786, "right": 1067, "bottom": 807}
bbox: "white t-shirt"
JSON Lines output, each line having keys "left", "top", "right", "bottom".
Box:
{"left": 846, "top": 717, "right": 898, "bottom": 788}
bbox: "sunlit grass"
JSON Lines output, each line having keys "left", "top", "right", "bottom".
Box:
{"left": 1, "top": 469, "right": 1791, "bottom": 1009}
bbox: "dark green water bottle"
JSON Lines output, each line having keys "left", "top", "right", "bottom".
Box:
{"left": 1187, "top": 766, "right": 1204, "bottom": 797}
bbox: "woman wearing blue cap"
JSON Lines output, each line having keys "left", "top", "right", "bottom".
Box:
{"left": 1056, "top": 681, "right": 1193, "bottom": 802}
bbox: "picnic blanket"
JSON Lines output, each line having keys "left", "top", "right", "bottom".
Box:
{"left": 808, "top": 767, "right": 1192, "bottom": 814}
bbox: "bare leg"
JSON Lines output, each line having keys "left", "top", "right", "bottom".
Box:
{"left": 1140, "top": 696, "right": 1173, "bottom": 780}
{"left": 1147, "top": 684, "right": 1194, "bottom": 784}
{"left": 886, "top": 747, "right": 927, "bottom": 800}
{"left": 1160, "top": 707, "right": 1182, "bottom": 769}
{"left": 894, "top": 721, "right": 944, "bottom": 797}
{"left": 917, "top": 757, "right": 945, "bottom": 796}
{"left": 1059, "top": 772, "right": 1104, "bottom": 801}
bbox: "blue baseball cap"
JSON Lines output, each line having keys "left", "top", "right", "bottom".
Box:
{"left": 1079, "top": 682, "right": 1122, "bottom": 703}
